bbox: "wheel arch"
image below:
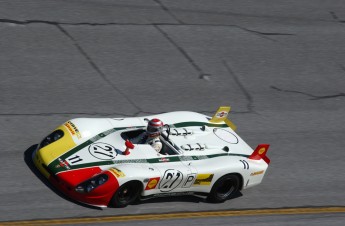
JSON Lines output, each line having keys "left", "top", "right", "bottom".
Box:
{"left": 128, "top": 179, "right": 145, "bottom": 193}
{"left": 206, "top": 172, "right": 243, "bottom": 203}
{"left": 125, "top": 179, "right": 145, "bottom": 198}
{"left": 229, "top": 172, "right": 244, "bottom": 190}
{"left": 212, "top": 172, "right": 244, "bottom": 191}
{"left": 108, "top": 179, "right": 144, "bottom": 208}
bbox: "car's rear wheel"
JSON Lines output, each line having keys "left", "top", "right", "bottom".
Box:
{"left": 207, "top": 174, "right": 240, "bottom": 203}
{"left": 110, "top": 181, "right": 142, "bottom": 208}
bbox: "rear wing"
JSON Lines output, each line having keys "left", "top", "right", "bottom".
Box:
{"left": 210, "top": 106, "right": 270, "bottom": 164}
{"left": 209, "top": 106, "right": 236, "bottom": 131}
{"left": 249, "top": 144, "right": 270, "bottom": 164}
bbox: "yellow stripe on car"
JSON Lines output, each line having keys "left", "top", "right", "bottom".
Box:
{"left": 193, "top": 174, "right": 214, "bottom": 186}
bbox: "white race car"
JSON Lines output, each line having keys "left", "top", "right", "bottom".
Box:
{"left": 33, "top": 106, "right": 270, "bottom": 208}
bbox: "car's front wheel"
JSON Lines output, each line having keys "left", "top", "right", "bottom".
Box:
{"left": 110, "top": 181, "right": 142, "bottom": 208}
{"left": 207, "top": 174, "right": 240, "bottom": 203}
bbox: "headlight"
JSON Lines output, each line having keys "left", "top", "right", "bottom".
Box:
{"left": 86, "top": 184, "right": 95, "bottom": 193}
{"left": 98, "top": 176, "right": 107, "bottom": 185}
{"left": 75, "top": 174, "right": 109, "bottom": 193}
{"left": 40, "top": 130, "right": 64, "bottom": 148}
{"left": 75, "top": 185, "right": 85, "bottom": 193}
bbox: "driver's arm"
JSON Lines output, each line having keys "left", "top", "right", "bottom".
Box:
{"left": 152, "top": 141, "right": 162, "bottom": 153}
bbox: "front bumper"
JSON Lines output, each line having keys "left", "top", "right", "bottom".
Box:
{"left": 32, "top": 146, "right": 119, "bottom": 207}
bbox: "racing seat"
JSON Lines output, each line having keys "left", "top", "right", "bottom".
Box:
{"left": 159, "top": 136, "right": 178, "bottom": 155}
{"left": 121, "top": 129, "right": 145, "bottom": 140}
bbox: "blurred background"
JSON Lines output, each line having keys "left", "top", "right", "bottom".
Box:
{"left": 0, "top": 0, "right": 344, "bottom": 225}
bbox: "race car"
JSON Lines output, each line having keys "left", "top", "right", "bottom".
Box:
{"left": 32, "top": 106, "right": 270, "bottom": 208}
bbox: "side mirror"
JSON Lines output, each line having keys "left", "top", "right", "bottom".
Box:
{"left": 124, "top": 140, "right": 135, "bottom": 155}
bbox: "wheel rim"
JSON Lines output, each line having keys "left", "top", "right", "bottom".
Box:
{"left": 118, "top": 185, "right": 135, "bottom": 203}
{"left": 216, "top": 178, "right": 237, "bottom": 199}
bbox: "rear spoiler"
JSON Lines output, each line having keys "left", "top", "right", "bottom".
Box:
{"left": 249, "top": 144, "right": 270, "bottom": 164}
{"left": 209, "top": 106, "right": 237, "bottom": 131}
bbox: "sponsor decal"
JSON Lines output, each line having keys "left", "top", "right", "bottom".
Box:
{"left": 58, "top": 158, "right": 70, "bottom": 170}
{"left": 250, "top": 170, "right": 264, "bottom": 176}
{"left": 216, "top": 111, "right": 228, "bottom": 118}
{"left": 64, "top": 121, "right": 82, "bottom": 139}
{"left": 182, "top": 174, "right": 196, "bottom": 188}
{"left": 88, "top": 142, "right": 118, "bottom": 160}
{"left": 258, "top": 148, "right": 266, "bottom": 155}
{"left": 145, "top": 177, "right": 160, "bottom": 190}
{"left": 159, "top": 169, "right": 184, "bottom": 192}
{"left": 109, "top": 168, "right": 125, "bottom": 178}
{"left": 193, "top": 174, "right": 214, "bottom": 185}
{"left": 159, "top": 157, "right": 170, "bottom": 162}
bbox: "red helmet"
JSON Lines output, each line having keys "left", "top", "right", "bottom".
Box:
{"left": 147, "top": 118, "right": 163, "bottom": 137}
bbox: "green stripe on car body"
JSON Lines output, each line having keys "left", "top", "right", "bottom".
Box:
{"left": 55, "top": 153, "right": 250, "bottom": 175}
{"left": 173, "top": 122, "right": 228, "bottom": 128}
{"left": 49, "top": 121, "right": 232, "bottom": 174}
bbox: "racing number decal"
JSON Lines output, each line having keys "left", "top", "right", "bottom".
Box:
{"left": 182, "top": 174, "right": 196, "bottom": 188}
{"left": 67, "top": 155, "right": 83, "bottom": 164}
{"left": 159, "top": 169, "right": 184, "bottom": 192}
{"left": 88, "top": 142, "right": 118, "bottom": 160}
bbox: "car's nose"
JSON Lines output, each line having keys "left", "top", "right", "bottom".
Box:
{"left": 33, "top": 124, "right": 76, "bottom": 178}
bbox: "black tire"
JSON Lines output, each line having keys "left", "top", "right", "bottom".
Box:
{"left": 207, "top": 174, "right": 240, "bottom": 203}
{"left": 110, "top": 181, "right": 142, "bottom": 208}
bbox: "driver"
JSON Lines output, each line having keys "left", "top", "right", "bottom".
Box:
{"left": 146, "top": 118, "right": 163, "bottom": 153}
{"left": 132, "top": 118, "right": 163, "bottom": 153}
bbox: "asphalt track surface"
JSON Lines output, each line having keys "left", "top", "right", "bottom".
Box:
{"left": 1, "top": 0, "right": 345, "bottom": 225}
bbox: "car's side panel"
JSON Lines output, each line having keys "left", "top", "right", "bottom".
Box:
{"left": 183, "top": 156, "right": 246, "bottom": 194}
{"left": 244, "top": 159, "right": 269, "bottom": 189}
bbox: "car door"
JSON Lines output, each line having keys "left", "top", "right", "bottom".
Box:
{"left": 153, "top": 155, "right": 197, "bottom": 194}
